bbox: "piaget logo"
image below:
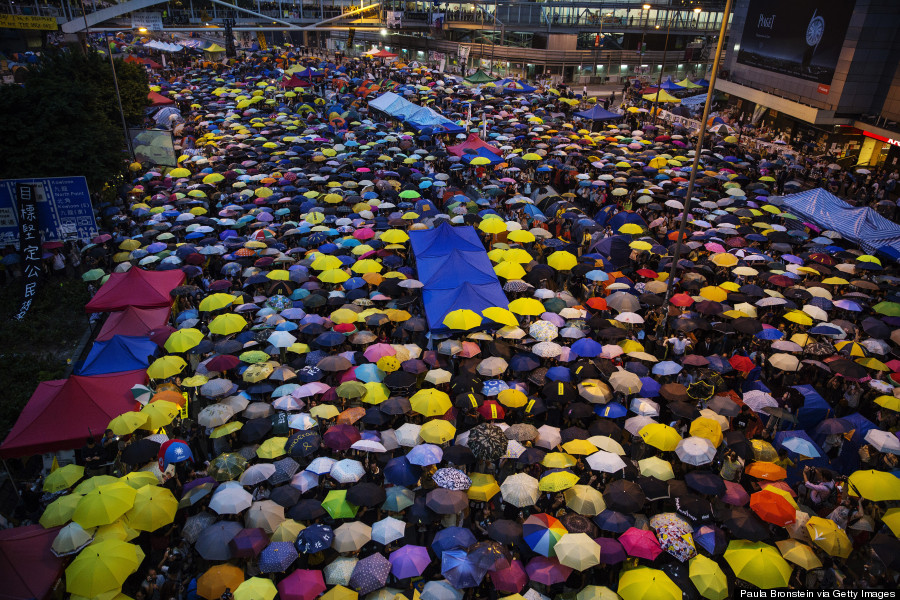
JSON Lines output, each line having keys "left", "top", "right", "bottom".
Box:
{"left": 757, "top": 14, "right": 776, "bottom": 28}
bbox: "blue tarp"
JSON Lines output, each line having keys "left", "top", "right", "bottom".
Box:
{"left": 680, "top": 93, "right": 709, "bottom": 107}
{"left": 75, "top": 335, "right": 158, "bottom": 376}
{"left": 368, "top": 92, "right": 464, "bottom": 134}
{"left": 778, "top": 188, "right": 900, "bottom": 254}
{"left": 794, "top": 384, "right": 832, "bottom": 431}
{"left": 410, "top": 222, "right": 508, "bottom": 332}
{"left": 462, "top": 148, "right": 504, "bottom": 165}
{"left": 574, "top": 106, "right": 623, "bottom": 121}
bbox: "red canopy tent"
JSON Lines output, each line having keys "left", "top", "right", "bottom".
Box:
{"left": 370, "top": 50, "right": 398, "bottom": 58}
{"left": 148, "top": 90, "right": 174, "bottom": 106}
{"left": 85, "top": 268, "right": 184, "bottom": 313}
{"left": 0, "top": 525, "right": 64, "bottom": 600}
{"left": 0, "top": 371, "right": 146, "bottom": 458}
{"left": 96, "top": 305, "right": 172, "bottom": 342}
{"left": 446, "top": 133, "right": 503, "bottom": 158}
{"left": 280, "top": 75, "right": 307, "bottom": 88}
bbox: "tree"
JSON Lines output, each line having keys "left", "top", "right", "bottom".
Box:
{"left": 0, "top": 49, "right": 150, "bottom": 192}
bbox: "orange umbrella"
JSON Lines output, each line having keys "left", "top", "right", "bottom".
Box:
{"left": 336, "top": 407, "right": 366, "bottom": 425}
{"left": 749, "top": 489, "right": 796, "bottom": 526}
{"left": 197, "top": 565, "right": 244, "bottom": 600}
{"left": 745, "top": 461, "right": 787, "bottom": 481}
{"left": 150, "top": 390, "right": 185, "bottom": 406}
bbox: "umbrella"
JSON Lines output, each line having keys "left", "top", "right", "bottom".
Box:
{"left": 258, "top": 541, "right": 299, "bottom": 573}
{"left": 389, "top": 545, "right": 432, "bottom": 578}
{"left": 724, "top": 540, "right": 792, "bottom": 589}
{"left": 523, "top": 513, "right": 568, "bottom": 557}
{"left": 195, "top": 521, "right": 243, "bottom": 561}
{"left": 333, "top": 521, "right": 372, "bottom": 553}
{"left": 65, "top": 539, "right": 143, "bottom": 597}
{"left": 349, "top": 552, "right": 392, "bottom": 594}
{"left": 198, "top": 565, "right": 245, "bottom": 600}
{"left": 689, "top": 554, "right": 728, "bottom": 600}
{"left": 467, "top": 423, "right": 508, "bottom": 461}
{"left": 554, "top": 532, "right": 602, "bottom": 570}
{"left": 617, "top": 567, "right": 681, "bottom": 600}
{"left": 277, "top": 570, "right": 326, "bottom": 600}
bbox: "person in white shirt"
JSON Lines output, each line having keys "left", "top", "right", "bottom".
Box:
{"left": 664, "top": 332, "right": 692, "bottom": 358}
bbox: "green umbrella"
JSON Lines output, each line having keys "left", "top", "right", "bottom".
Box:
{"left": 398, "top": 190, "right": 421, "bottom": 199}
{"left": 873, "top": 302, "right": 900, "bottom": 316}
{"left": 238, "top": 350, "right": 271, "bottom": 364}
{"left": 322, "top": 489, "right": 358, "bottom": 519}
{"left": 209, "top": 453, "right": 249, "bottom": 482}
{"left": 81, "top": 268, "right": 106, "bottom": 282}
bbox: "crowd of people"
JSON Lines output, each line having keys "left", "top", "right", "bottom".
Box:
{"left": 6, "top": 45, "right": 900, "bottom": 600}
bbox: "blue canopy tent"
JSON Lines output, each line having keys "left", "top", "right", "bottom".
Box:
{"left": 573, "top": 106, "right": 623, "bottom": 121}
{"left": 608, "top": 211, "right": 647, "bottom": 231}
{"left": 296, "top": 67, "right": 324, "bottom": 78}
{"left": 410, "top": 222, "right": 508, "bottom": 332}
{"left": 660, "top": 78, "right": 685, "bottom": 91}
{"left": 368, "top": 92, "right": 464, "bottom": 134}
{"left": 75, "top": 335, "right": 159, "bottom": 376}
{"left": 778, "top": 188, "right": 900, "bottom": 255}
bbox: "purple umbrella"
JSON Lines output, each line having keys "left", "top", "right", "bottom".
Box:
{"left": 441, "top": 549, "right": 487, "bottom": 588}
{"left": 323, "top": 424, "right": 362, "bottom": 450}
{"left": 349, "top": 552, "right": 392, "bottom": 594}
{"left": 594, "top": 537, "right": 627, "bottom": 564}
{"left": 491, "top": 559, "right": 528, "bottom": 594}
{"left": 525, "top": 556, "right": 573, "bottom": 586}
{"left": 389, "top": 545, "right": 431, "bottom": 579}
{"left": 228, "top": 527, "right": 268, "bottom": 558}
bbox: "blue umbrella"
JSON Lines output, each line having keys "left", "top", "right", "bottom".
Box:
{"left": 755, "top": 328, "right": 783, "bottom": 340}
{"left": 349, "top": 552, "right": 392, "bottom": 595}
{"left": 593, "top": 510, "right": 635, "bottom": 533}
{"left": 704, "top": 355, "right": 734, "bottom": 374}
{"left": 441, "top": 549, "right": 487, "bottom": 588}
{"left": 545, "top": 367, "right": 571, "bottom": 382}
{"left": 431, "top": 527, "right": 477, "bottom": 559}
{"left": 384, "top": 457, "right": 421, "bottom": 487}
{"left": 481, "top": 380, "right": 509, "bottom": 396}
{"left": 586, "top": 270, "right": 609, "bottom": 282}
{"left": 694, "top": 524, "right": 728, "bottom": 555}
{"left": 258, "top": 541, "right": 298, "bottom": 573}
{"left": 571, "top": 338, "right": 602, "bottom": 358}
{"left": 295, "top": 524, "right": 334, "bottom": 553}
{"left": 406, "top": 444, "right": 443, "bottom": 467}
{"left": 638, "top": 377, "right": 661, "bottom": 397}
{"left": 652, "top": 361, "right": 682, "bottom": 376}
{"left": 355, "top": 363, "right": 385, "bottom": 383}
{"left": 595, "top": 403, "right": 627, "bottom": 418}
{"left": 509, "top": 354, "right": 540, "bottom": 372}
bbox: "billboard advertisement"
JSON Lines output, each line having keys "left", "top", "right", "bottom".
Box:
{"left": 129, "top": 129, "right": 178, "bottom": 168}
{"left": 736, "top": 0, "right": 856, "bottom": 85}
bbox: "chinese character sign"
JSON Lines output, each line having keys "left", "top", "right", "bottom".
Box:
{"left": 15, "top": 183, "right": 41, "bottom": 321}
{"left": 0, "top": 177, "right": 97, "bottom": 249}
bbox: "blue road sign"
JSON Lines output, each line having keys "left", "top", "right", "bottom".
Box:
{"left": 0, "top": 176, "right": 98, "bottom": 248}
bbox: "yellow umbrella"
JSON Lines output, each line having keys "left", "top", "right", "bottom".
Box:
{"left": 508, "top": 297, "right": 545, "bottom": 316}
{"left": 410, "top": 389, "right": 452, "bottom": 416}
{"left": 443, "top": 308, "right": 483, "bottom": 330}
{"left": 618, "top": 567, "right": 681, "bottom": 600}
{"left": 351, "top": 259, "right": 383, "bottom": 274}
{"left": 41, "top": 493, "right": 83, "bottom": 527}
{"left": 75, "top": 475, "right": 118, "bottom": 495}
{"left": 419, "top": 419, "right": 456, "bottom": 444}
{"left": 209, "top": 313, "right": 248, "bottom": 335}
{"left": 271, "top": 519, "right": 305, "bottom": 542}
{"left": 330, "top": 308, "right": 359, "bottom": 325}
{"left": 168, "top": 167, "right": 191, "bottom": 178}
{"left": 497, "top": 388, "right": 528, "bottom": 408}
{"left": 698, "top": 286, "right": 727, "bottom": 302}
{"left": 266, "top": 269, "right": 290, "bottom": 281}
{"left": 539, "top": 470, "right": 579, "bottom": 492}
{"left": 120, "top": 472, "right": 160, "bottom": 490}
{"left": 547, "top": 251, "right": 578, "bottom": 271}
{"left": 639, "top": 423, "right": 682, "bottom": 451}
{"left": 126, "top": 485, "right": 177, "bottom": 532}
{"left": 522, "top": 153, "right": 543, "bottom": 161}
{"left": 561, "top": 439, "right": 598, "bottom": 455}
{"left": 164, "top": 328, "right": 204, "bottom": 353}
{"left": 555, "top": 532, "right": 602, "bottom": 571}
{"left": 638, "top": 456, "right": 675, "bottom": 480}
{"left": 689, "top": 417, "right": 723, "bottom": 447}
{"left": 381, "top": 229, "right": 409, "bottom": 243}
{"left": 724, "top": 540, "right": 792, "bottom": 589}
{"left": 508, "top": 230, "right": 536, "bottom": 243}
{"left": 564, "top": 485, "right": 606, "bottom": 515}
{"left": 479, "top": 219, "right": 507, "bottom": 234}
{"left": 65, "top": 539, "right": 144, "bottom": 597}
{"left": 233, "top": 577, "right": 278, "bottom": 600}
{"left": 775, "top": 539, "right": 822, "bottom": 570}
{"left": 783, "top": 310, "right": 813, "bottom": 326}
{"left": 618, "top": 223, "right": 644, "bottom": 235}
{"left": 847, "top": 469, "right": 900, "bottom": 501}
{"left": 211, "top": 421, "right": 243, "bottom": 439}
{"left": 146, "top": 355, "right": 187, "bottom": 379}
{"left": 44, "top": 463, "right": 85, "bottom": 492}
{"left": 139, "top": 400, "right": 181, "bottom": 430}
{"left": 468, "top": 473, "right": 501, "bottom": 502}
{"left": 108, "top": 411, "right": 149, "bottom": 435}
{"left": 806, "top": 516, "right": 852, "bottom": 558}
{"left": 542, "top": 452, "right": 577, "bottom": 468}
{"left": 320, "top": 586, "right": 357, "bottom": 600}
{"left": 311, "top": 254, "right": 343, "bottom": 270}
{"left": 494, "top": 261, "right": 527, "bottom": 280}
{"left": 577, "top": 586, "right": 619, "bottom": 600}
{"left": 257, "top": 437, "right": 289, "bottom": 459}
{"left": 319, "top": 268, "right": 350, "bottom": 284}
{"left": 73, "top": 482, "right": 138, "bottom": 530}
{"left": 689, "top": 555, "right": 728, "bottom": 600}
{"left": 711, "top": 253, "right": 738, "bottom": 267}
{"left": 482, "top": 306, "right": 518, "bottom": 327}
{"left": 310, "top": 404, "right": 340, "bottom": 419}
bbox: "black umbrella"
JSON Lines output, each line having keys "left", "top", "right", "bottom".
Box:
{"left": 443, "top": 445, "right": 476, "bottom": 466}
{"left": 603, "top": 480, "right": 646, "bottom": 513}
{"left": 239, "top": 417, "right": 273, "bottom": 443}
{"left": 718, "top": 506, "right": 771, "bottom": 541}
{"left": 381, "top": 396, "right": 412, "bottom": 415}
{"left": 673, "top": 494, "right": 714, "bottom": 523}
{"left": 635, "top": 476, "right": 670, "bottom": 501}
{"left": 286, "top": 430, "right": 321, "bottom": 458}
{"left": 684, "top": 471, "right": 726, "bottom": 496}
{"left": 347, "top": 482, "right": 387, "bottom": 507}
{"left": 121, "top": 439, "right": 160, "bottom": 465}
{"left": 195, "top": 521, "right": 242, "bottom": 561}
{"left": 467, "top": 423, "right": 507, "bottom": 461}
{"left": 287, "top": 499, "right": 327, "bottom": 521}
{"left": 269, "top": 486, "right": 302, "bottom": 507}
{"left": 593, "top": 509, "right": 635, "bottom": 533}
{"left": 487, "top": 519, "right": 523, "bottom": 544}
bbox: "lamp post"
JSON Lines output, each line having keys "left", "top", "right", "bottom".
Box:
{"left": 661, "top": 0, "right": 734, "bottom": 326}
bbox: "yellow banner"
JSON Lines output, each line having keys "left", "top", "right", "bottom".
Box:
{"left": 0, "top": 14, "right": 58, "bottom": 30}
{"left": 256, "top": 31, "right": 268, "bottom": 51}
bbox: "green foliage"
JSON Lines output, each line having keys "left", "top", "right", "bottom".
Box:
{"left": 0, "top": 49, "right": 150, "bottom": 192}
{"left": 0, "top": 279, "right": 91, "bottom": 433}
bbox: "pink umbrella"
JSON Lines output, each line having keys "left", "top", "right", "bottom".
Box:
{"left": 722, "top": 479, "right": 750, "bottom": 506}
{"left": 354, "top": 227, "right": 376, "bottom": 240}
{"left": 618, "top": 527, "right": 663, "bottom": 560}
{"left": 491, "top": 559, "right": 528, "bottom": 593}
{"left": 704, "top": 242, "right": 726, "bottom": 253}
{"left": 458, "top": 342, "right": 482, "bottom": 358}
{"left": 600, "top": 345, "right": 624, "bottom": 359}
{"left": 526, "top": 556, "right": 572, "bottom": 586}
{"left": 364, "top": 343, "right": 396, "bottom": 362}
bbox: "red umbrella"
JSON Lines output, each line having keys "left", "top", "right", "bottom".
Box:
{"left": 768, "top": 275, "right": 794, "bottom": 287}
{"left": 322, "top": 424, "right": 361, "bottom": 450}
{"left": 478, "top": 400, "right": 506, "bottom": 420}
{"left": 491, "top": 559, "right": 528, "bottom": 593}
{"left": 749, "top": 489, "right": 796, "bottom": 527}
{"left": 636, "top": 268, "right": 658, "bottom": 278}
{"left": 729, "top": 355, "right": 755, "bottom": 372}
{"left": 587, "top": 297, "right": 608, "bottom": 310}
{"left": 525, "top": 556, "right": 572, "bottom": 585}
{"left": 670, "top": 293, "right": 694, "bottom": 307}
{"left": 618, "top": 527, "right": 662, "bottom": 560}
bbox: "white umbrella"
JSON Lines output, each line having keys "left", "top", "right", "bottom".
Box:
{"left": 554, "top": 533, "right": 602, "bottom": 570}
{"left": 742, "top": 390, "right": 779, "bottom": 413}
{"left": 306, "top": 456, "right": 336, "bottom": 475}
{"left": 289, "top": 413, "right": 318, "bottom": 430}
{"left": 625, "top": 415, "right": 657, "bottom": 436}
{"left": 578, "top": 380, "right": 612, "bottom": 404}
{"left": 333, "top": 521, "right": 372, "bottom": 552}
{"left": 615, "top": 312, "right": 644, "bottom": 324}
{"left": 864, "top": 429, "right": 900, "bottom": 455}
{"left": 588, "top": 436, "right": 626, "bottom": 455}
{"left": 395, "top": 423, "right": 423, "bottom": 447}
{"left": 500, "top": 473, "right": 539, "bottom": 507}
{"left": 351, "top": 439, "right": 387, "bottom": 453}
{"left": 675, "top": 437, "right": 717, "bottom": 466}
{"left": 324, "top": 556, "right": 358, "bottom": 586}
{"left": 535, "top": 425, "right": 562, "bottom": 449}
{"left": 267, "top": 330, "right": 297, "bottom": 348}
{"left": 244, "top": 499, "right": 284, "bottom": 533}
{"left": 372, "top": 516, "right": 406, "bottom": 545}
{"left": 239, "top": 463, "right": 276, "bottom": 486}
{"left": 585, "top": 450, "right": 627, "bottom": 473}
{"left": 209, "top": 482, "right": 252, "bottom": 514}
{"left": 801, "top": 305, "right": 829, "bottom": 322}
{"left": 630, "top": 397, "right": 660, "bottom": 417}
{"left": 505, "top": 439, "right": 526, "bottom": 459}
{"left": 290, "top": 471, "right": 318, "bottom": 493}
{"left": 532, "top": 341, "right": 563, "bottom": 358}
{"left": 425, "top": 369, "right": 452, "bottom": 385}
{"left": 197, "top": 403, "right": 236, "bottom": 428}
{"left": 330, "top": 459, "right": 365, "bottom": 483}
{"left": 610, "top": 370, "right": 642, "bottom": 394}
